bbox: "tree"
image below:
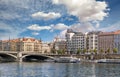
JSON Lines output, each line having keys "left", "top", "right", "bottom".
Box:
{"left": 62, "top": 49, "right": 66, "bottom": 54}
{"left": 83, "top": 48, "right": 87, "bottom": 54}
{"left": 93, "top": 49, "right": 97, "bottom": 54}
{"left": 44, "top": 50, "right": 47, "bottom": 53}
{"left": 51, "top": 48, "right": 56, "bottom": 54}
{"left": 100, "top": 49, "right": 104, "bottom": 54}
{"left": 57, "top": 50, "right": 64, "bottom": 54}
{"left": 113, "top": 48, "right": 118, "bottom": 54}
{"left": 107, "top": 48, "right": 110, "bottom": 54}
{"left": 77, "top": 48, "right": 81, "bottom": 54}
{"left": 89, "top": 49, "right": 93, "bottom": 54}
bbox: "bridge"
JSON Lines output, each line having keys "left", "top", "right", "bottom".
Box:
{"left": 0, "top": 51, "right": 57, "bottom": 62}
{"left": 0, "top": 51, "right": 120, "bottom": 62}
{"left": 0, "top": 51, "right": 88, "bottom": 62}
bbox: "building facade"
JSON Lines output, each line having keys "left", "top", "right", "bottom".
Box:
{"left": 53, "top": 37, "right": 66, "bottom": 51}
{"left": 66, "top": 29, "right": 75, "bottom": 53}
{"left": 98, "top": 30, "right": 120, "bottom": 54}
{"left": 71, "top": 32, "right": 86, "bottom": 53}
{"left": 87, "top": 31, "right": 101, "bottom": 52}
{"left": 0, "top": 38, "right": 42, "bottom": 52}
{"left": 42, "top": 42, "right": 51, "bottom": 54}
{"left": 65, "top": 29, "right": 87, "bottom": 54}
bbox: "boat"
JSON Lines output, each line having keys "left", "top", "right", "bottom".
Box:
{"left": 97, "top": 59, "right": 120, "bottom": 64}
{"left": 54, "top": 56, "right": 80, "bottom": 63}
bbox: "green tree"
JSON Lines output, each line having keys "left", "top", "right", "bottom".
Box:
{"left": 107, "top": 48, "right": 110, "bottom": 54}
{"left": 83, "top": 48, "right": 87, "bottom": 54}
{"left": 57, "top": 50, "right": 62, "bottom": 54}
{"left": 62, "top": 49, "right": 66, "bottom": 54}
{"left": 93, "top": 49, "right": 97, "bottom": 54}
{"left": 89, "top": 49, "right": 93, "bottom": 54}
{"left": 113, "top": 48, "right": 118, "bottom": 54}
{"left": 100, "top": 49, "right": 104, "bottom": 54}
{"left": 77, "top": 48, "right": 81, "bottom": 54}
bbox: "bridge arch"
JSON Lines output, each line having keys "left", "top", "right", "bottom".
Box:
{"left": 22, "top": 54, "right": 55, "bottom": 62}
{"left": 0, "top": 53, "right": 17, "bottom": 62}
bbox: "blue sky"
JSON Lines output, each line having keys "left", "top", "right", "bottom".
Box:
{"left": 0, "top": 0, "right": 120, "bottom": 42}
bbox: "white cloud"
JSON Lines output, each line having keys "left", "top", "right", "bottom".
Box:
{"left": 52, "top": 0, "right": 109, "bottom": 22}
{"left": 59, "top": 29, "right": 67, "bottom": 39}
{"left": 70, "top": 23, "right": 95, "bottom": 33}
{"left": 52, "top": 23, "right": 69, "bottom": 30}
{"left": 32, "top": 32, "right": 39, "bottom": 36}
{"left": 27, "top": 24, "right": 51, "bottom": 31}
{"left": 31, "top": 12, "right": 61, "bottom": 20}
{"left": 28, "top": 23, "right": 69, "bottom": 32}
{"left": 57, "top": 22, "right": 96, "bottom": 39}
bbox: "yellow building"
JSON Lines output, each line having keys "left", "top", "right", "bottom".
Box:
{"left": 0, "top": 38, "right": 42, "bottom": 52}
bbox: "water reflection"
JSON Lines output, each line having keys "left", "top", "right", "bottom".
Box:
{"left": 0, "top": 62, "right": 120, "bottom": 77}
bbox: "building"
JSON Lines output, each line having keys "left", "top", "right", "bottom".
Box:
{"left": 21, "top": 38, "right": 42, "bottom": 52}
{"left": 71, "top": 32, "right": 86, "bottom": 53}
{"left": 98, "top": 30, "right": 120, "bottom": 54}
{"left": 87, "top": 31, "right": 101, "bottom": 52}
{"left": 66, "top": 29, "right": 75, "bottom": 53}
{"left": 53, "top": 37, "right": 66, "bottom": 50}
{"left": 0, "top": 38, "right": 42, "bottom": 52}
{"left": 65, "top": 29, "right": 87, "bottom": 54}
{"left": 42, "top": 42, "right": 51, "bottom": 54}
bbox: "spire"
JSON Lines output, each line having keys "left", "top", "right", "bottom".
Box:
{"left": 9, "top": 36, "right": 10, "bottom": 41}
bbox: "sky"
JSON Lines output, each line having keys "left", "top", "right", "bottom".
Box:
{"left": 0, "top": 0, "right": 120, "bottom": 42}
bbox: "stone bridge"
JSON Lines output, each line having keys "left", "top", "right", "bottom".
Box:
{"left": 0, "top": 51, "right": 120, "bottom": 62}
{"left": 0, "top": 51, "right": 56, "bottom": 62}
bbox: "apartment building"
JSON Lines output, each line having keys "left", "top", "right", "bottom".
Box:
{"left": 87, "top": 31, "right": 101, "bottom": 52}
{"left": 66, "top": 29, "right": 75, "bottom": 53}
{"left": 42, "top": 42, "right": 51, "bottom": 54}
{"left": 22, "top": 38, "right": 42, "bottom": 52}
{"left": 53, "top": 37, "right": 66, "bottom": 51}
{"left": 65, "top": 29, "right": 87, "bottom": 54}
{"left": 98, "top": 30, "right": 120, "bottom": 54}
{"left": 71, "top": 32, "right": 86, "bottom": 53}
{"left": 0, "top": 38, "right": 42, "bottom": 52}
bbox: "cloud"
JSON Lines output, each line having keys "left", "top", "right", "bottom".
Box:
{"left": 32, "top": 32, "right": 39, "bottom": 36}
{"left": 57, "top": 22, "right": 96, "bottom": 39}
{"left": 52, "top": 23, "right": 69, "bottom": 30}
{"left": 52, "top": 0, "right": 109, "bottom": 22}
{"left": 28, "top": 23, "right": 69, "bottom": 32}
{"left": 31, "top": 12, "right": 61, "bottom": 20}
{"left": 27, "top": 24, "right": 51, "bottom": 31}
{"left": 70, "top": 23, "right": 95, "bottom": 32}
{"left": 59, "top": 29, "right": 67, "bottom": 39}
{"left": 52, "top": 0, "right": 109, "bottom": 31}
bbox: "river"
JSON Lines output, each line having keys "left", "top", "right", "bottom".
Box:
{"left": 0, "top": 62, "right": 120, "bottom": 77}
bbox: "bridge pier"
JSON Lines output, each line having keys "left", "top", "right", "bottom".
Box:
{"left": 17, "top": 52, "right": 22, "bottom": 62}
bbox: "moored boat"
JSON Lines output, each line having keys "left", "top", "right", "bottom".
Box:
{"left": 55, "top": 56, "right": 80, "bottom": 63}
{"left": 97, "top": 59, "right": 120, "bottom": 64}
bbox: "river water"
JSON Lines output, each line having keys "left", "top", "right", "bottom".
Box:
{"left": 0, "top": 62, "right": 120, "bottom": 77}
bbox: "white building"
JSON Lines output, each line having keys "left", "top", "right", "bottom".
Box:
{"left": 66, "top": 29, "right": 87, "bottom": 54}
{"left": 53, "top": 37, "right": 66, "bottom": 51}
{"left": 66, "top": 29, "right": 75, "bottom": 53}
{"left": 42, "top": 42, "right": 51, "bottom": 54}
{"left": 71, "top": 32, "right": 86, "bottom": 53}
{"left": 87, "top": 31, "right": 101, "bottom": 52}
